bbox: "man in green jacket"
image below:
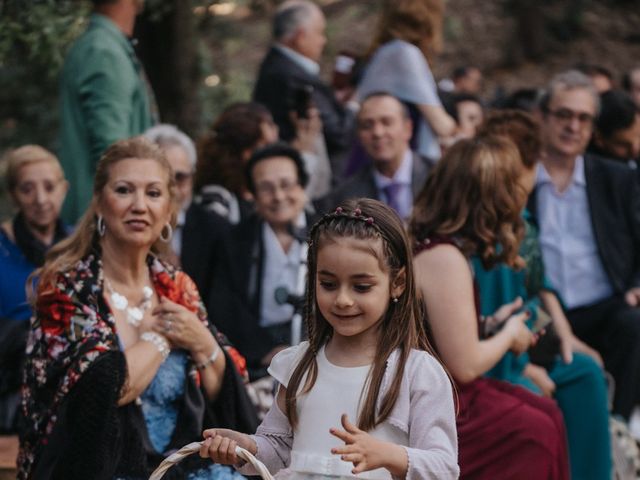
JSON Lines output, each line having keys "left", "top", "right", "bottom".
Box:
{"left": 58, "top": 0, "right": 156, "bottom": 224}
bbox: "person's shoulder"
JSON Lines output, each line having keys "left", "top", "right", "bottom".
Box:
{"left": 585, "top": 152, "right": 639, "bottom": 190}
{"left": 405, "top": 349, "right": 451, "bottom": 389}
{"left": 267, "top": 341, "right": 311, "bottom": 387}
{"left": 414, "top": 240, "right": 467, "bottom": 270}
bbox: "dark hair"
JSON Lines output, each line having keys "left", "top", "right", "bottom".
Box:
{"left": 444, "top": 93, "right": 483, "bottom": 123}
{"left": 285, "top": 198, "right": 438, "bottom": 431}
{"left": 596, "top": 89, "right": 639, "bottom": 138}
{"left": 359, "top": 91, "right": 411, "bottom": 120}
{"left": 409, "top": 136, "right": 526, "bottom": 270}
{"left": 195, "top": 102, "right": 273, "bottom": 195}
{"left": 452, "top": 65, "right": 479, "bottom": 81}
{"left": 499, "top": 88, "right": 541, "bottom": 113}
{"left": 621, "top": 68, "right": 640, "bottom": 92}
{"left": 477, "top": 110, "right": 542, "bottom": 168}
{"left": 575, "top": 63, "right": 614, "bottom": 83}
{"left": 244, "top": 142, "right": 309, "bottom": 195}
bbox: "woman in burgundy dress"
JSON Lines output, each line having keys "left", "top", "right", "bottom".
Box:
{"left": 409, "top": 136, "right": 569, "bottom": 479}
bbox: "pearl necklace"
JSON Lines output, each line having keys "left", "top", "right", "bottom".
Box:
{"left": 105, "top": 278, "right": 153, "bottom": 327}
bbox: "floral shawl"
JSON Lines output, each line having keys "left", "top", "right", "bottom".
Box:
{"left": 18, "top": 251, "right": 247, "bottom": 478}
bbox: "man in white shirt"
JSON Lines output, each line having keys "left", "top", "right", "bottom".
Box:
{"left": 531, "top": 70, "right": 640, "bottom": 420}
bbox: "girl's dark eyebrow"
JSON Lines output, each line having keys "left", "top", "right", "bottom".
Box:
{"left": 318, "top": 270, "right": 376, "bottom": 279}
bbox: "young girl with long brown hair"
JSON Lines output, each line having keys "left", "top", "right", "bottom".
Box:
{"left": 410, "top": 136, "right": 569, "bottom": 479}
{"left": 199, "top": 198, "right": 459, "bottom": 479}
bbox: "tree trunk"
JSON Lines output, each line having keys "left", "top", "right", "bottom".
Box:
{"left": 134, "top": 1, "right": 201, "bottom": 137}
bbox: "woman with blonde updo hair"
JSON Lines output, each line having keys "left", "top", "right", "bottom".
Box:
{"left": 18, "top": 137, "right": 256, "bottom": 480}
{"left": 356, "top": 0, "right": 456, "bottom": 160}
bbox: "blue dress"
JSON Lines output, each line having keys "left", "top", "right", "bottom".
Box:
{"left": 139, "top": 351, "right": 246, "bottom": 480}
{"left": 472, "top": 212, "right": 611, "bottom": 480}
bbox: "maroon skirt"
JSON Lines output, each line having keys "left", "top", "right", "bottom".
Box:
{"left": 456, "top": 377, "right": 570, "bottom": 480}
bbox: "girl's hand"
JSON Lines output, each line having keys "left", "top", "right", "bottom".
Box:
{"left": 523, "top": 363, "right": 556, "bottom": 397}
{"left": 503, "top": 310, "right": 533, "bottom": 354}
{"left": 330, "top": 414, "right": 407, "bottom": 477}
{"left": 199, "top": 428, "right": 257, "bottom": 465}
{"left": 152, "top": 297, "right": 214, "bottom": 354}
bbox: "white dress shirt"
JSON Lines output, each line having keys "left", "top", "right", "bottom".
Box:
{"left": 260, "top": 213, "right": 307, "bottom": 327}
{"left": 536, "top": 157, "right": 613, "bottom": 309}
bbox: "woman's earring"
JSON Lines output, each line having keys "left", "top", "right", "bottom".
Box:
{"left": 160, "top": 223, "right": 173, "bottom": 243}
{"left": 392, "top": 297, "right": 399, "bottom": 304}
{"left": 97, "top": 216, "right": 106, "bottom": 237}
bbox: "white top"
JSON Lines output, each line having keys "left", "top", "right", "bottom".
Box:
{"left": 283, "top": 346, "right": 407, "bottom": 479}
{"left": 536, "top": 158, "right": 613, "bottom": 308}
{"left": 260, "top": 214, "right": 307, "bottom": 327}
{"left": 238, "top": 341, "right": 460, "bottom": 480}
{"left": 357, "top": 40, "right": 442, "bottom": 160}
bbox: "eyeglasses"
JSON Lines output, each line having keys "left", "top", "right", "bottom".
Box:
{"left": 255, "top": 179, "right": 299, "bottom": 197}
{"left": 546, "top": 108, "right": 595, "bottom": 126}
{"left": 174, "top": 171, "right": 193, "bottom": 185}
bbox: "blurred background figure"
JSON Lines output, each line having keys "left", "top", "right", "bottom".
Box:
{"left": 589, "top": 89, "right": 640, "bottom": 168}
{"left": 317, "top": 93, "right": 435, "bottom": 220}
{"left": 195, "top": 102, "right": 278, "bottom": 225}
{"left": 575, "top": 63, "right": 614, "bottom": 93}
{"left": 209, "top": 143, "right": 314, "bottom": 381}
{"left": 58, "top": 0, "right": 157, "bottom": 224}
{"left": 145, "top": 124, "right": 230, "bottom": 310}
{"left": 356, "top": 0, "right": 456, "bottom": 161}
{"left": 253, "top": 0, "right": 354, "bottom": 177}
{"left": 0, "top": 145, "right": 70, "bottom": 435}
{"left": 451, "top": 65, "right": 484, "bottom": 95}
{"left": 445, "top": 93, "right": 485, "bottom": 139}
{"left": 622, "top": 66, "right": 640, "bottom": 108}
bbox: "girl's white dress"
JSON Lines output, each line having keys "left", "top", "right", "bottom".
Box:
{"left": 238, "top": 342, "right": 459, "bottom": 480}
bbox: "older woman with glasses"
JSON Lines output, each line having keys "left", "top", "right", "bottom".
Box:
{"left": 18, "top": 137, "right": 257, "bottom": 480}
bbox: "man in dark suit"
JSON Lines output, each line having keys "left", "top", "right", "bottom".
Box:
{"left": 209, "top": 143, "right": 315, "bottom": 380}
{"left": 253, "top": 0, "right": 353, "bottom": 160}
{"left": 316, "top": 93, "right": 435, "bottom": 219}
{"left": 530, "top": 70, "right": 640, "bottom": 419}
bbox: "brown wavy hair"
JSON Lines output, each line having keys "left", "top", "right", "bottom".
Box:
{"left": 409, "top": 136, "right": 526, "bottom": 270}
{"left": 285, "top": 198, "right": 442, "bottom": 431}
{"left": 477, "top": 110, "right": 542, "bottom": 169}
{"left": 35, "top": 137, "right": 177, "bottom": 294}
{"left": 195, "top": 102, "right": 273, "bottom": 196}
{"left": 367, "top": 0, "right": 444, "bottom": 61}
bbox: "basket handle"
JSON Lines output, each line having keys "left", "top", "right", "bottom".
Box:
{"left": 148, "top": 441, "right": 274, "bottom": 480}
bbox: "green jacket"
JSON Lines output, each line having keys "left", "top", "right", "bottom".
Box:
{"left": 58, "top": 13, "right": 156, "bottom": 223}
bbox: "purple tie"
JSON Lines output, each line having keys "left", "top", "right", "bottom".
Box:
{"left": 383, "top": 182, "right": 404, "bottom": 217}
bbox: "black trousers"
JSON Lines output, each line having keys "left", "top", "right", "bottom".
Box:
{"left": 567, "top": 295, "right": 640, "bottom": 419}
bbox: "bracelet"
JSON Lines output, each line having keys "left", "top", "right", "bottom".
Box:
{"left": 196, "top": 344, "right": 221, "bottom": 371}
{"left": 140, "top": 332, "right": 170, "bottom": 361}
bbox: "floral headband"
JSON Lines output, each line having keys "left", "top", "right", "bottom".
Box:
{"left": 310, "top": 206, "right": 385, "bottom": 241}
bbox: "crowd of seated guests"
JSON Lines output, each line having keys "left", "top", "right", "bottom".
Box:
{"left": 5, "top": 0, "right": 640, "bottom": 478}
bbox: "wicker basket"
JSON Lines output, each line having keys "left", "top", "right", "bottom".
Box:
{"left": 149, "top": 442, "right": 274, "bottom": 480}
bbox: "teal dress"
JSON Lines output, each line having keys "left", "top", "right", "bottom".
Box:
{"left": 472, "top": 211, "right": 611, "bottom": 480}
